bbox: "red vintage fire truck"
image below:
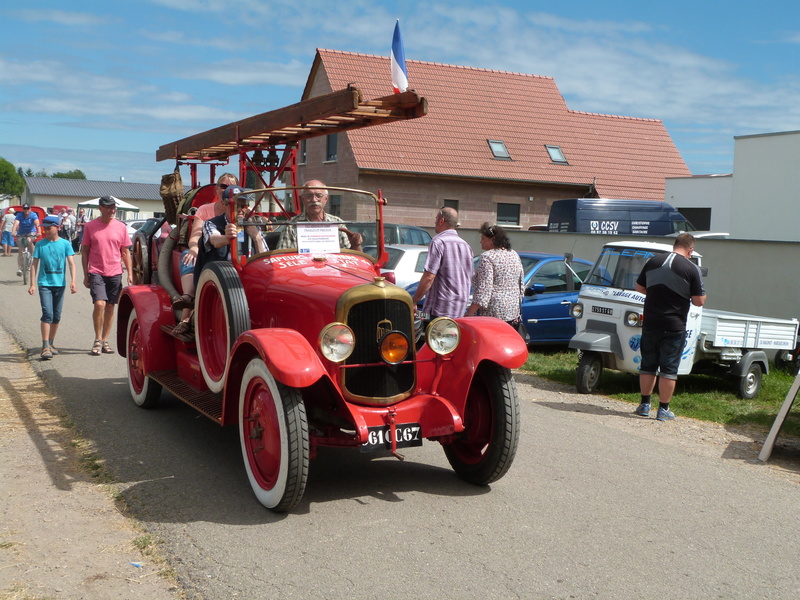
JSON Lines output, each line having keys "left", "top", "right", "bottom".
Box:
{"left": 119, "top": 87, "right": 528, "bottom": 511}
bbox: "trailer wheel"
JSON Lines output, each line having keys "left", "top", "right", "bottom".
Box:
{"left": 196, "top": 261, "right": 250, "bottom": 393}
{"left": 738, "top": 362, "right": 762, "bottom": 399}
{"left": 131, "top": 233, "right": 150, "bottom": 285}
{"left": 126, "top": 309, "right": 162, "bottom": 408}
{"left": 576, "top": 351, "right": 603, "bottom": 394}
{"left": 443, "top": 362, "right": 520, "bottom": 485}
{"left": 239, "top": 358, "right": 309, "bottom": 512}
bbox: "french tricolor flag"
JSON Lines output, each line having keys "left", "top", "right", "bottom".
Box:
{"left": 390, "top": 20, "right": 408, "bottom": 94}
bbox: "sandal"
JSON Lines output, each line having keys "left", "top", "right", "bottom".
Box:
{"left": 172, "top": 294, "right": 195, "bottom": 310}
{"left": 91, "top": 339, "right": 102, "bottom": 356}
{"left": 173, "top": 320, "right": 192, "bottom": 336}
{"left": 49, "top": 345, "right": 58, "bottom": 356}
{"left": 101, "top": 341, "right": 115, "bottom": 354}
{"left": 41, "top": 348, "right": 52, "bottom": 360}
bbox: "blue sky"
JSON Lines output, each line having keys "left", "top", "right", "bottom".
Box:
{"left": 1, "top": 0, "right": 799, "bottom": 185}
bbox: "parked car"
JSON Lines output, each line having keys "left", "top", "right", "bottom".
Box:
{"left": 406, "top": 251, "right": 593, "bottom": 344}
{"left": 124, "top": 219, "right": 149, "bottom": 242}
{"left": 349, "top": 222, "right": 431, "bottom": 246}
{"left": 363, "top": 244, "right": 428, "bottom": 288}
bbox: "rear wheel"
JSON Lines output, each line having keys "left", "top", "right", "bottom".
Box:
{"left": 196, "top": 261, "right": 250, "bottom": 393}
{"left": 443, "top": 362, "right": 520, "bottom": 485}
{"left": 738, "top": 362, "right": 762, "bottom": 399}
{"left": 576, "top": 351, "right": 603, "bottom": 394}
{"left": 126, "top": 309, "right": 162, "bottom": 408}
{"left": 239, "top": 358, "right": 309, "bottom": 512}
{"left": 131, "top": 232, "right": 150, "bottom": 285}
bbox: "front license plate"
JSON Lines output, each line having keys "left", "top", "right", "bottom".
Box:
{"left": 592, "top": 305, "right": 613, "bottom": 315}
{"left": 361, "top": 423, "right": 423, "bottom": 452}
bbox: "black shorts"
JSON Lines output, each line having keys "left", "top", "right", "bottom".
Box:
{"left": 88, "top": 273, "right": 123, "bottom": 304}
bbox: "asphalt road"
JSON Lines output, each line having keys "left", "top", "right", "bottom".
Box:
{"left": 2, "top": 253, "right": 800, "bottom": 599}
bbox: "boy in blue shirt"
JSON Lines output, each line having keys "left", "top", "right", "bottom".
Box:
{"left": 28, "top": 216, "right": 78, "bottom": 359}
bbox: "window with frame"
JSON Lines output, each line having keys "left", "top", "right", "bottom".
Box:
{"left": 328, "top": 194, "right": 341, "bottom": 216}
{"left": 443, "top": 199, "right": 459, "bottom": 211}
{"left": 487, "top": 139, "right": 511, "bottom": 160}
{"left": 496, "top": 202, "right": 520, "bottom": 226}
{"left": 325, "top": 134, "right": 338, "bottom": 162}
{"left": 529, "top": 262, "right": 568, "bottom": 293}
{"left": 545, "top": 145, "right": 568, "bottom": 164}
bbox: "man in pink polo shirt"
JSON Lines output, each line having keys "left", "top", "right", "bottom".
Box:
{"left": 81, "top": 196, "right": 132, "bottom": 356}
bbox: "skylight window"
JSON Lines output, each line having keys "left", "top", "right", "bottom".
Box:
{"left": 487, "top": 139, "right": 511, "bottom": 160}
{"left": 546, "top": 145, "right": 568, "bottom": 164}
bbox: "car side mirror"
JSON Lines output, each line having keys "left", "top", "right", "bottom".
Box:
{"left": 700, "top": 266, "right": 708, "bottom": 277}
{"left": 525, "top": 283, "right": 546, "bottom": 296}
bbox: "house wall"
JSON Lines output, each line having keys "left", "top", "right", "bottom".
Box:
{"left": 664, "top": 174, "right": 733, "bottom": 233}
{"left": 729, "top": 131, "right": 800, "bottom": 242}
{"left": 665, "top": 130, "right": 800, "bottom": 242}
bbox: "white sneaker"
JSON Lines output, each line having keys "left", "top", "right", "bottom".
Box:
{"left": 16, "top": 269, "right": 22, "bottom": 277}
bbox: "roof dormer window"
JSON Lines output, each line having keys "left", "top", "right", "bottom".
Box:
{"left": 487, "top": 139, "right": 511, "bottom": 160}
{"left": 546, "top": 145, "right": 568, "bottom": 164}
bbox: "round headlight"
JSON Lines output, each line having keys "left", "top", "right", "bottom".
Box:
{"left": 625, "top": 311, "right": 642, "bottom": 327}
{"left": 570, "top": 303, "right": 583, "bottom": 318}
{"left": 425, "top": 317, "right": 460, "bottom": 355}
{"left": 319, "top": 323, "right": 355, "bottom": 362}
{"left": 379, "top": 331, "right": 410, "bottom": 364}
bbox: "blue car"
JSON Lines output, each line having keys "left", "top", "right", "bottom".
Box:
{"left": 405, "top": 252, "right": 593, "bottom": 345}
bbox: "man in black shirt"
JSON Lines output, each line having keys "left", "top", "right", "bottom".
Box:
{"left": 634, "top": 233, "right": 706, "bottom": 421}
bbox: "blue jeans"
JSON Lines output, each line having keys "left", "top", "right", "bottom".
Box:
{"left": 39, "top": 286, "right": 66, "bottom": 324}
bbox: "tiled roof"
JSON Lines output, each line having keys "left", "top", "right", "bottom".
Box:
{"left": 23, "top": 177, "right": 186, "bottom": 201}
{"left": 311, "top": 50, "right": 690, "bottom": 200}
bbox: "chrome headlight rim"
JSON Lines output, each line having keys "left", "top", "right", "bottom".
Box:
{"left": 319, "top": 322, "right": 355, "bottom": 363}
{"left": 624, "top": 311, "right": 643, "bottom": 327}
{"left": 425, "top": 317, "right": 461, "bottom": 356}
{"left": 570, "top": 303, "right": 584, "bottom": 319}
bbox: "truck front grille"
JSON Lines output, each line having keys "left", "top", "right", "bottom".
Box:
{"left": 343, "top": 298, "right": 415, "bottom": 402}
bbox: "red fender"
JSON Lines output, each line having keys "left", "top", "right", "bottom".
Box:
{"left": 224, "top": 329, "right": 329, "bottom": 424}
{"left": 117, "top": 285, "right": 176, "bottom": 372}
{"left": 416, "top": 317, "right": 528, "bottom": 414}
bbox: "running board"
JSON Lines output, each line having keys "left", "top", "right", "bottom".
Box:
{"left": 149, "top": 370, "right": 224, "bottom": 423}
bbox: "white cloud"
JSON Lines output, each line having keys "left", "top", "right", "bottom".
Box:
{"left": 11, "top": 9, "right": 112, "bottom": 26}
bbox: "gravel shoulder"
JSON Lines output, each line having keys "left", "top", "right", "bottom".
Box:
{"left": 0, "top": 326, "right": 181, "bottom": 600}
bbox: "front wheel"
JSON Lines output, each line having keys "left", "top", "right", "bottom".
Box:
{"left": 22, "top": 251, "right": 30, "bottom": 285}
{"left": 239, "top": 358, "right": 309, "bottom": 512}
{"left": 443, "top": 362, "right": 520, "bottom": 485}
{"left": 576, "top": 351, "right": 603, "bottom": 394}
{"left": 738, "top": 362, "right": 763, "bottom": 399}
{"left": 126, "top": 309, "right": 162, "bottom": 408}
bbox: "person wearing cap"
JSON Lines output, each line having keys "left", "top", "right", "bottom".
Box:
{"left": 28, "top": 215, "right": 78, "bottom": 360}
{"left": 2, "top": 208, "right": 15, "bottom": 257}
{"left": 170, "top": 173, "right": 239, "bottom": 335}
{"left": 196, "top": 187, "right": 266, "bottom": 278}
{"left": 81, "top": 195, "right": 132, "bottom": 356}
{"left": 276, "top": 180, "right": 362, "bottom": 251}
{"left": 11, "top": 203, "right": 40, "bottom": 276}
{"left": 74, "top": 208, "right": 88, "bottom": 251}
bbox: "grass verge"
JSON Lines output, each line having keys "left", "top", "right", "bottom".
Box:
{"left": 521, "top": 348, "right": 800, "bottom": 437}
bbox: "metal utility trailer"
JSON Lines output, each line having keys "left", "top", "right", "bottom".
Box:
{"left": 569, "top": 240, "right": 798, "bottom": 399}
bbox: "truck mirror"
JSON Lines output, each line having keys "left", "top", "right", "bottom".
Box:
{"left": 564, "top": 252, "right": 573, "bottom": 264}
{"left": 700, "top": 267, "right": 708, "bottom": 278}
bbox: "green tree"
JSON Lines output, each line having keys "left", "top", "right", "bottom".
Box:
{"left": 24, "top": 168, "right": 34, "bottom": 177}
{"left": 51, "top": 169, "right": 86, "bottom": 179}
{"left": 0, "top": 157, "right": 25, "bottom": 196}
{"left": 34, "top": 168, "right": 48, "bottom": 177}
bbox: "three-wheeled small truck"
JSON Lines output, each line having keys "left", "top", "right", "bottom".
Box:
{"left": 119, "top": 87, "right": 528, "bottom": 511}
{"left": 569, "top": 240, "right": 798, "bottom": 399}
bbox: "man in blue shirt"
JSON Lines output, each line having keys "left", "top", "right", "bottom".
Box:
{"left": 29, "top": 215, "right": 77, "bottom": 359}
{"left": 12, "top": 203, "right": 40, "bottom": 277}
